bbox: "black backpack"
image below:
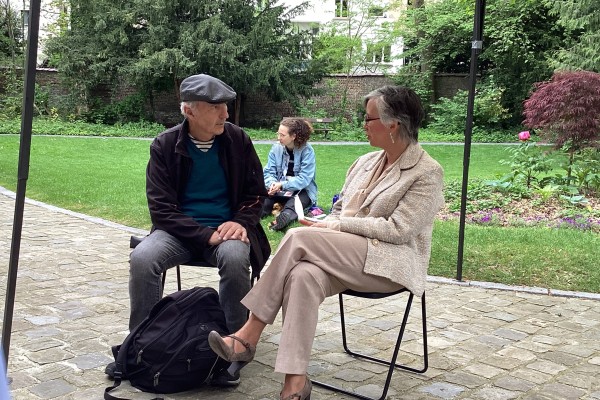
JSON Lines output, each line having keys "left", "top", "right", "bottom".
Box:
{"left": 104, "top": 287, "right": 229, "bottom": 399}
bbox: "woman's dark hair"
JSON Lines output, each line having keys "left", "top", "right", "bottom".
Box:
{"left": 280, "top": 118, "right": 313, "bottom": 147}
{"left": 363, "top": 86, "right": 424, "bottom": 143}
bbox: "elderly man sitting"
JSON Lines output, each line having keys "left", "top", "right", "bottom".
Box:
{"left": 105, "top": 74, "right": 270, "bottom": 386}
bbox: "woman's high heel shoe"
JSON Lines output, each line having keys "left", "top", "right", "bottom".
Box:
{"left": 280, "top": 376, "right": 312, "bottom": 400}
{"left": 208, "top": 331, "right": 256, "bottom": 366}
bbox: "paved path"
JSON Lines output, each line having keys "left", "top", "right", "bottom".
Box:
{"left": 1, "top": 189, "right": 599, "bottom": 399}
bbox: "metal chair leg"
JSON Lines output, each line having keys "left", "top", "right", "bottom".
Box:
{"left": 161, "top": 265, "right": 182, "bottom": 291}
{"left": 312, "top": 291, "right": 428, "bottom": 400}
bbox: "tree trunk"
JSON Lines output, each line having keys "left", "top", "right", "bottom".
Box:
{"left": 3, "top": 0, "right": 17, "bottom": 71}
{"left": 234, "top": 95, "right": 241, "bottom": 126}
{"left": 173, "top": 74, "right": 180, "bottom": 104}
{"left": 413, "top": 0, "right": 434, "bottom": 104}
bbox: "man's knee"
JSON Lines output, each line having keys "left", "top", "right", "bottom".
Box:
{"left": 130, "top": 247, "right": 151, "bottom": 275}
{"left": 129, "top": 245, "right": 166, "bottom": 281}
{"left": 215, "top": 241, "right": 250, "bottom": 274}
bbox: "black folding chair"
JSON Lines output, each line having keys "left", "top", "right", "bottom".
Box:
{"left": 311, "top": 288, "right": 428, "bottom": 400}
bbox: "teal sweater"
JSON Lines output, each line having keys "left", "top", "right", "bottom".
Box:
{"left": 180, "top": 138, "right": 232, "bottom": 227}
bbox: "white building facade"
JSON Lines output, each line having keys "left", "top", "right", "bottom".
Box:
{"left": 280, "top": 0, "right": 407, "bottom": 74}
{"left": 8, "top": 0, "right": 66, "bottom": 65}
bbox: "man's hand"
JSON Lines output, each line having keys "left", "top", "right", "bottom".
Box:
{"left": 217, "top": 221, "right": 249, "bottom": 243}
{"left": 208, "top": 231, "right": 224, "bottom": 246}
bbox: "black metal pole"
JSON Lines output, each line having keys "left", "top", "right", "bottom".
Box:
{"left": 2, "top": 0, "right": 41, "bottom": 365}
{"left": 456, "top": 0, "right": 486, "bottom": 281}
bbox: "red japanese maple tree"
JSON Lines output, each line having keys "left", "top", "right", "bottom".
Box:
{"left": 523, "top": 71, "right": 600, "bottom": 151}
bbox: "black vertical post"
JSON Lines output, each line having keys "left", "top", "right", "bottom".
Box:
{"left": 2, "top": 0, "right": 41, "bottom": 365}
{"left": 456, "top": 0, "right": 486, "bottom": 281}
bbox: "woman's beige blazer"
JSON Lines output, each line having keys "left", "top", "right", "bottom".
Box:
{"left": 325, "top": 143, "right": 444, "bottom": 296}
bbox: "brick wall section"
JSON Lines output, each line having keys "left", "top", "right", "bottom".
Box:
{"left": 242, "top": 75, "right": 396, "bottom": 127}
{"left": 11, "top": 69, "right": 471, "bottom": 127}
{"left": 433, "top": 73, "right": 473, "bottom": 100}
{"left": 35, "top": 69, "right": 71, "bottom": 97}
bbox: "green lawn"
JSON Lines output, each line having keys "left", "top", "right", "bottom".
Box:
{"left": 1, "top": 134, "right": 598, "bottom": 293}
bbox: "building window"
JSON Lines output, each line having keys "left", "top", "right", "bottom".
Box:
{"left": 335, "top": 0, "right": 349, "bottom": 18}
{"left": 21, "top": 9, "right": 29, "bottom": 31}
{"left": 368, "top": 6, "right": 384, "bottom": 17}
{"left": 366, "top": 43, "right": 392, "bottom": 63}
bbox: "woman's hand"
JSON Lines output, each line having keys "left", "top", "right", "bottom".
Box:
{"left": 268, "top": 182, "right": 283, "bottom": 196}
{"left": 299, "top": 219, "right": 327, "bottom": 228}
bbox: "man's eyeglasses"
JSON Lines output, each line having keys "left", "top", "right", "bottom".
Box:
{"left": 364, "top": 116, "right": 381, "bottom": 123}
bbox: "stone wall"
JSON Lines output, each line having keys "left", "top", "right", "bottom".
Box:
{"left": 242, "top": 74, "right": 396, "bottom": 128}
{"left": 10, "top": 68, "right": 471, "bottom": 127}
{"left": 433, "top": 73, "right": 473, "bottom": 100}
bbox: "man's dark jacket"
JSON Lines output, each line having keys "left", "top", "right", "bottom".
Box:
{"left": 146, "top": 120, "right": 270, "bottom": 278}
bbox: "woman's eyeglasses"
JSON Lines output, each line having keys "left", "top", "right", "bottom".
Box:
{"left": 364, "top": 116, "right": 381, "bottom": 123}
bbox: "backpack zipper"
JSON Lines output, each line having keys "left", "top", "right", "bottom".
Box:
{"left": 152, "top": 331, "right": 216, "bottom": 387}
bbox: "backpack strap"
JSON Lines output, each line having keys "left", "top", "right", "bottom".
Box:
{"left": 104, "top": 374, "right": 164, "bottom": 400}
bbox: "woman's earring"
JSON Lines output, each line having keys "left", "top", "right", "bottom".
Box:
{"left": 389, "top": 132, "right": 395, "bottom": 143}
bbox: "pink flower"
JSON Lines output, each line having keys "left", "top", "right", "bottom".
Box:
{"left": 518, "top": 131, "right": 531, "bottom": 141}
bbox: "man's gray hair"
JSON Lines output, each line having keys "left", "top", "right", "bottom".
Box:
{"left": 180, "top": 101, "right": 196, "bottom": 117}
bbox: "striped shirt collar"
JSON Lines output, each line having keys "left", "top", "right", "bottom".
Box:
{"left": 188, "top": 134, "right": 214, "bottom": 152}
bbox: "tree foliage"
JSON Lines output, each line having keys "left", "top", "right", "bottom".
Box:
{"left": 0, "top": 0, "right": 22, "bottom": 67}
{"left": 395, "top": 0, "right": 567, "bottom": 126}
{"left": 46, "top": 0, "right": 327, "bottom": 124}
{"left": 551, "top": 0, "right": 600, "bottom": 72}
{"left": 313, "top": 0, "right": 401, "bottom": 76}
{"left": 481, "top": 0, "right": 567, "bottom": 124}
{"left": 310, "top": 0, "right": 402, "bottom": 121}
{"left": 394, "top": 0, "right": 472, "bottom": 74}
{"left": 523, "top": 71, "right": 600, "bottom": 151}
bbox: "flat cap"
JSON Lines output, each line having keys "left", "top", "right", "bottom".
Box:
{"left": 179, "top": 74, "right": 237, "bottom": 103}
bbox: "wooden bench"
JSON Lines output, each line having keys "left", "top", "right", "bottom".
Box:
{"left": 284, "top": 117, "right": 335, "bottom": 139}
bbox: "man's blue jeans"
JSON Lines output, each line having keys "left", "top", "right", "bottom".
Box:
{"left": 128, "top": 229, "right": 251, "bottom": 333}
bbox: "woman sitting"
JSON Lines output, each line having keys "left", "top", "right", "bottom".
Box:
{"left": 209, "top": 86, "right": 445, "bottom": 400}
{"left": 262, "top": 118, "right": 318, "bottom": 231}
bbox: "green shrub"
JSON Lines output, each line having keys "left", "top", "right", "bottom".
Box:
{"left": 83, "top": 93, "right": 151, "bottom": 125}
{"left": 428, "top": 79, "right": 511, "bottom": 136}
{"left": 0, "top": 117, "right": 164, "bottom": 137}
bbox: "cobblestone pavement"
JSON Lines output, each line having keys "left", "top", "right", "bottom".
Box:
{"left": 1, "top": 189, "right": 599, "bottom": 400}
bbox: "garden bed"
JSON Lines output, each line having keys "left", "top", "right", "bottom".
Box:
{"left": 439, "top": 195, "right": 600, "bottom": 233}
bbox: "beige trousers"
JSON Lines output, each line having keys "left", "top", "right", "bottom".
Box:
{"left": 241, "top": 227, "right": 403, "bottom": 375}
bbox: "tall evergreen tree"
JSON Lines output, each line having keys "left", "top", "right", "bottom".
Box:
{"left": 551, "top": 0, "right": 600, "bottom": 72}
{"left": 0, "top": 0, "right": 22, "bottom": 68}
{"left": 46, "top": 0, "right": 326, "bottom": 124}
